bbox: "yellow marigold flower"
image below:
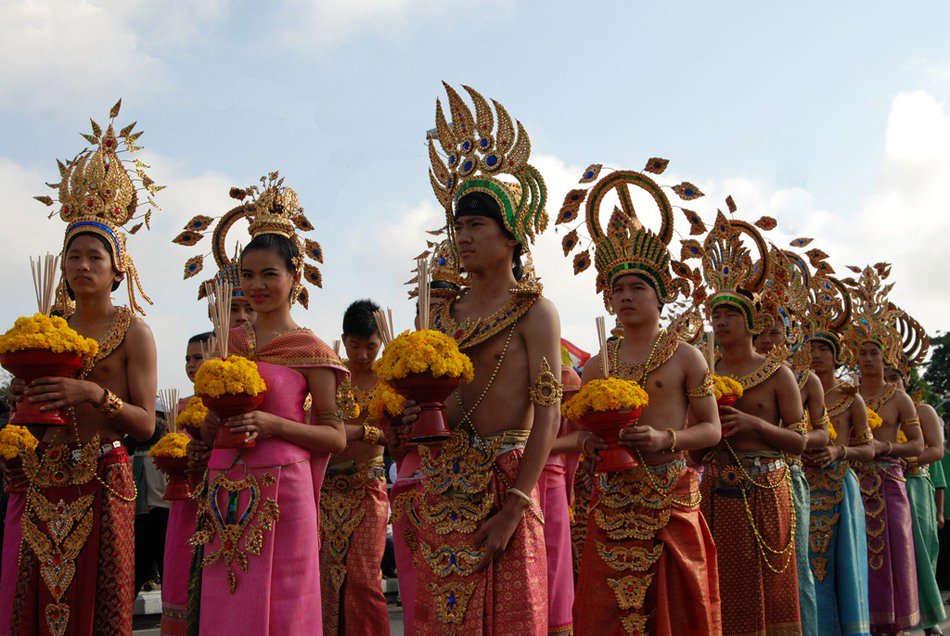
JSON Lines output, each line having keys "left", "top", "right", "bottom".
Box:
{"left": 828, "top": 420, "right": 838, "bottom": 443}
{"left": 148, "top": 432, "right": 191, "bottom": 458}
{"left": 897, "top": 429, "right": 907, "bottom": 444}
{"left": 373, "top": 330, "right": 474, "bottom": 383}
{"left": 867, "top": 407, "right": 883, "bottom": 430}
{"left": 0, "top": 425, "right": 39, "bottom": 461}
{"left": 561, "top": 377, "right": 649, "bottom": 421}
{"left": 0, "top": 313, "right": 98, "bottom": 358}
{"left": 177, "top": 396, "right": 209, "bottom": 429}
{"left": 367, "top": 382, "right": 406, "bottom": 420}
{"left": 712, "top": 375, "right": 744, "bottom": 401}
{"left": 194, "top": 355, "right": 267, "bottom": 399}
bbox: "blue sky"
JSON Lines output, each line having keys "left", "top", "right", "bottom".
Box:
{"left": 2, "top": 1, "right": 949, "bottom": 389}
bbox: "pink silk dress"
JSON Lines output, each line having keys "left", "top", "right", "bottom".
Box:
{"left": 0, "top": 491, "right": 25, "bottom": 636}
{"left": 390, "top": 447, "right": 423, "bottom": 635}
{"left": 160, "top": 398, "right": 198, "bottom": 635}
{"left": 195, "top": 325, "right": 348, "bottom": 636}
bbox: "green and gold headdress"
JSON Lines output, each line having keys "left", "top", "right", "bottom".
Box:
{"left": 692, "top": 208, "right": 773, "bottom": 334}
{"left": 558, "top": 160, "right": 701, "bottom": 311}
{"left": 805, "top": 271, "right": 853, "bottom": 367}
{"left": 428, "top": 83, "right": 547, "bottom": 249}
{"left": 888, "top": 303, "right": 929, "bottom": 380}
{"left": 842, "top": 263, "right": 901, "bottom": 366}
{"left": 35, "top": 99, "right": 163, "bottom": 315}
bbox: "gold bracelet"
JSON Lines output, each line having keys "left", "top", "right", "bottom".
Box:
{"left": 885, "top": 441, "right": 894, "bottom": 455}
{"left": 362, "top": 425, "right": 381, "bottom": 445}
{"left": 668, "top": 429, "right": 677, "bottom": 452}
{"left": 96, "top": 389, "right": 123, "bottom": 419}
{"left": 839, "top": 445, "right": 848, "bottom": 460}
{"left": 506, "top": 487, "right": 533, "bottom": 506}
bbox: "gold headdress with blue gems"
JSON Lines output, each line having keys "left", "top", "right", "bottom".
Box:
{"left": 174, "top": 172, "right": 322, "bottom": 309}
{"left": 34, "top": 99, "right": 163, "bottom": 315}
{"left": 558, "top": 159, "right": 703, "bottom": 312}
{"left": 842, "top": 263, "right": 901, "bottom": 366}
{"left": 428, "top": 83, "right": 548, "bottom": 250}
{"left": 805, "top": 272, "right": 852, "bottom": 367}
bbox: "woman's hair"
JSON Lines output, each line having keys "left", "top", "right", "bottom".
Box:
{"left": 63, "top": 232, "right": 122, "bottom": 298}
{"left": 454, "top": 191, "right": 524, "bottom": 281}
{"left": 343, "top": 299, "right": 381, "bottom": 339}
{"left": 241, "top": 233, "right": 300, "bottom": 273}
{"left": 188, "top": 331, "right": 214, "bottom": 345}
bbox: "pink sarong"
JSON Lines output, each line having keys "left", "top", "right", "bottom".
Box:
{"left": 160, "top": 499, "right": 197, "bottom": 635}
{"left": 390, "top": 448, "right": 423, "bottom": 635}
{"left": 0, "top": 492, "right": 24, "bottom": 636}
{"left": 537, "top": 459, "right": 574, "bottom": 635}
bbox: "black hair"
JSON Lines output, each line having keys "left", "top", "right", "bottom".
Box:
{"left": 343, "top": 299, "right": 381, "bottom": 339}
{"left": 188, "top": 332, "right": 214, "bottom": 345}
{"left": 241, "top": 233, "right": 299, "bottom": 273}
{"left": 63, "top": 232, "right": 122, "bottom": 299}
{"left": 454, "top": 191, "right": 524, "bottom": 281}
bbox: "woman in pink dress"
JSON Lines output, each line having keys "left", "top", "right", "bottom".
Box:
{"left": 193, "top": 228, "right": 347, "bottom": 635}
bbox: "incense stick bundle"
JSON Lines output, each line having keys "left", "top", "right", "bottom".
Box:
{"left": 596, "top": 316, "right": 610, "bottom": 377}
{"left": 706, "top": 330, "right": 715, "bottom": 372}
{"left": 332, "top": 340, "right": 341, "bottom": 356}
{"left": 416, "top": 257, "right": 431, "bottom": 331}
{"left": 199, "top": 336, "right": 218, "bottom": 364}
{"left": 373, "top": 308, "right": 394, "bottom": 345}
{"left": 204, "top": 279, "right": 233, "bottom": 359}
{"left": 159, "top": 388, "right": 181, "bottom": 433}
{"left": 30, "top": 253, "right": 60, "bottom": 315}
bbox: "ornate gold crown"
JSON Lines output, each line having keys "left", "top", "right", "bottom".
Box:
{"left": 687, "top": 207, "right": 773, "bottom": 334}
{"left": 406, "top": 237, "right": 468, "bottom": 299}
{"left": 428, "top": 83, "right": 547, "bottom": 248}
{"left": 34, "top": 99, "right": 163, "bottom": 315}
{"left": 559, "top": 161, "right": 700, "bottom": 311}
{"left": 761, "top": 248, "right": 811, "bottom": 346}
{"left": 842, "top": 264, "right": 901, "bottom": 366}
{"left": 174, "top": 172, "right": 322, "bottom": 309}
{"left": 889, "top": 303, "right": 930, "bottom": 380}
{"left": 806, "top": 273, "right": 853, "bottom": 367}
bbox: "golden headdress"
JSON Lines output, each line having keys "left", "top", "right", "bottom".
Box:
{"left": 34, "top": 100, "right": 162, "bottom": 315}
{"left": 428, "top": 83, "right": 548, "bottom": 249}
{"left": 762, "top": 248, "right": 811, "bottom": 346}
{"left": 559, "top": 160, "right": 701, "bottom": 311}
{"left": 805, "top": 273, "right": 853, "bottom": 367}
{"left": 406, "top": 237, "right": 468, "bottom": 299}
{"left": 689, "top": 207, "right": 773, "bottom": 334}
{"left": 174, "top": 172, "right": 321, "bottom": 309}
{"left": 174, "top": 202, "right": 250, "bottom": 301}
{"left": 842, "top": 263, "right": 901, "bottom": 366}
{"left": 888, "top": 303, "right": 930, "bottom": 380}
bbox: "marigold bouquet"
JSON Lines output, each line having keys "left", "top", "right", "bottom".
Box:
{"left": 373, "top": 330, "right": 474, "bottom": 383}
{"left": 0, "top": 313, "right": 98, "bottom": 357}
{"left": 828, "top": 420, "right": 838, "bottom": 443}
{"left": 367, "top": 382, "right": 406, "bottom": 421}
{"left": 0, "top": 425, "right": 38, "bottom": 461}
{"left": 194, "top": 356, "right": 267, "bottom": 398}
{"left": 562, "top": 378, "right": 649, "bottom": 421}
{"left": 176, "top": 396, "right": 209, "bottom": 432}
{"left": 713, "top": 375, "right": 744, "bottom": 401}
{"left": 148, "top": 432, "right": 190, "bottom": 459}
{"left": 867, "top": 408, "right": 883, "bottom": 430}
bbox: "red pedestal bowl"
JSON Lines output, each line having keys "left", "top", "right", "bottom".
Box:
{"left": 1, "top": 349, "right": 84, "bottom": 426}
{"left": 579, "top": 407, "right": 644, "bottom": 472}
{"left": 201, "top": 393, "right": 265, "bottom": 449}
{"left": 391, "top": 373, "right": 460, "bottom": 445}
{"left": 153, "top": 455, "right": 192, "bottom": 500}
{"left": 717, "top": 393, "right": 739, "bottom": 409}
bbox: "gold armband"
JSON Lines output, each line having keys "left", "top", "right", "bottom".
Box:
{"left": 686, "top": 371, "right": 715, "bottom": 398}
{"left": 904, "top": 417, "right": 921, "bottom": 427}
{"left": 96, "top": 389, "right": 123, "bottom": 419}
{"left": 528, "top": 357, "right": 563, "bottom": 407}
{"left": 313, "top": 409, "right": 343, "bottom": 423}
{"left": 815, "top": 412, "right": 831, "bottom": 432}
{"left": 362, "top": 425, "right": 382, "bottom": 445}
{"left": 788, "top": 416, "right": 808, "bottom": 436}
{"left": 855, "top": 427, "right": 874, "bottom": 444}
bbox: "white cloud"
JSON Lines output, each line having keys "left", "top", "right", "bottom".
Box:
{"left": 275, "top": 0, "right": 508, "bottom": 51}
{"left": 0, "top": 0, "right": 172, "bottom": 112}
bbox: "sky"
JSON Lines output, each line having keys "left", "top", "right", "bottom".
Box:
{"left": 1, "top": 0, "right": 949, "bottom": 390}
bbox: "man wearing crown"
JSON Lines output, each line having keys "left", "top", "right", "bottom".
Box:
{"left": 844, "top": 265, "right": 923, "bottom": 635}
{"left": 402, "top": 84, "right": 562, "bottom": 634}
{"left": 8, "top": 103, "right": 159, "bottom": 635}
{"left": 690, "top": 211, "right": 808, "bottom": 635}
{"left": 560, "top": 164, "right": 723, "bottom": 635}
{"left": 804, "top": 273, "right": 873, "bottom": 635}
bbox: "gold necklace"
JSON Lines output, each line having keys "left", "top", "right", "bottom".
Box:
{"left": 609, "top": 330, "right": 679, "bottom": 385}
{"left": 864, "top": 383, "right": 896, "bottom": 412}
{"left": 433, "top": 293, "right": 536, "bottom": 350}
{"left": 454, "top": 325, "right": 517, "bottom": 430}
{"left": 725, "top": 355, "right": 784, "bottom": 392}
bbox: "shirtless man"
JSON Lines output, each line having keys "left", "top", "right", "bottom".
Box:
{"left": 319, "top": 299, "right": 390, "bottom": 635}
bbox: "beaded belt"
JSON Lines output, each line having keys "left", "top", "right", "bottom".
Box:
{"left": 327, "top": 457, "right": 386, "bottom": 481}
{"left": 476, "top": 428, "right": 530, "bottom": 455}
{"left": 72, "top": 439, "right": 122, "bottom": 462}
{"left": 644, "top": 457, "right": 687, "bottom": 476}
